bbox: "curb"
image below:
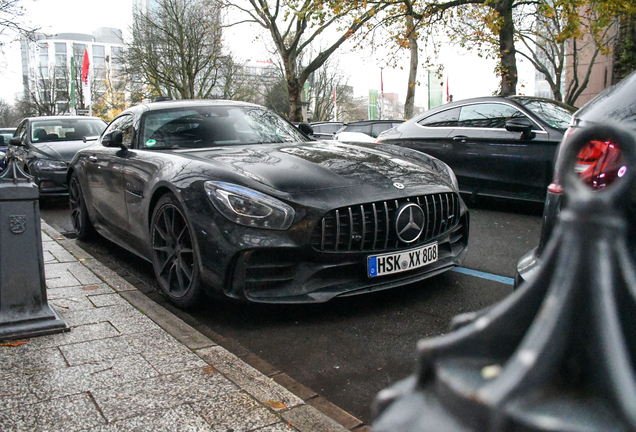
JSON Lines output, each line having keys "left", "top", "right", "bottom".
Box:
{"left": 41, "top": 221, "right": 370, "bottom": 432}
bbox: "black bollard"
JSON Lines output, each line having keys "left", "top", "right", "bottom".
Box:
{"left": 0, "top": 152, "right": 68, "bottom": 340}
{"left": 372, "top": 123, "right": 636, "bottom": 431}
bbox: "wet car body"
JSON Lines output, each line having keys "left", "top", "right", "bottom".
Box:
{"left": 515, "top": 71, "right": 636, "bottom": 286}
{"left": 68, "top": 100, "right": 469, "bottom": 307}
{"left": 377, "top": 97, "right": 575, "bottom": 202}
{"left": 9, "top": 116, "right": 107, "bottom": 195}
{"left": 0, "top": 127, "right": 16, "bottom": 171}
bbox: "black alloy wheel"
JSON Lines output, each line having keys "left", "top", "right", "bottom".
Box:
{"left": 151, "top": 194, "right": 202, "bottom": 308}
{"left": 68, "top": 173, "right": 96, "bottom": 240}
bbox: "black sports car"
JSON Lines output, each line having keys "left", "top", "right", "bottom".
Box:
{"left": 376, "top": 96, "right": 576, "bottom": 202}
{"left": 68, "top": 100, "right": 469, "bottom": 307}
{"left": 8, "top": 116, "right": 107, "bottom": 195}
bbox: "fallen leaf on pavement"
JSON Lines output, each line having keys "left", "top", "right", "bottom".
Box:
{"left": 265, "top": 401, "right": 287, "bottom": 409}
{"left": 1, "top": 341, "right": 27, "bottom": 347}
{"left": 82, "top": 285, "right": 100, "bottom": 291}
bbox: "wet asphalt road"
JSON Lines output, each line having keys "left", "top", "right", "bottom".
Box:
{"left": 39, "top": 196, "right": 543, "bottom": 425}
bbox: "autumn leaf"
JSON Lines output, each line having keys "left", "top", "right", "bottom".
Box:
{"left": 1, "top": 340, "right": 27, "bottom": 347}
{"left": 82, "top": 285, "right": 100, "bottom": 291}
{"left": 265, "top": 400, "right": 288, "bottom": 409}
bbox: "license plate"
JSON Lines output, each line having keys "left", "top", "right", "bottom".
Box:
{"left": 368, "top": 242, "right": 438, "bottom": 278}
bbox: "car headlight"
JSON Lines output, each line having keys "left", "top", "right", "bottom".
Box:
{"left": 35, "top": 159, "right": 67, "bottom": 171}
{"left": 204, "top": 181, "right": 295, "bottom": 230}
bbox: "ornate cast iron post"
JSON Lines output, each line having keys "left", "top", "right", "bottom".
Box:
{"left": 372, "top": 124, "right": 636, "bottom": 431}
{"left": 0, "top": 149, "right": 68, "bottom": 340}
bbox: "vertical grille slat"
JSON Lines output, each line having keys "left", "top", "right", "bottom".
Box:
{"left": 312, "top": 192, "right": 462, "bottom": 252}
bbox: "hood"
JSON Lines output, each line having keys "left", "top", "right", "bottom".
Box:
{"left": 33, "top": 140, "right": 92, "bottom": 162}
{"left": 180, "top": 141, "right": 453, "bottom": 193}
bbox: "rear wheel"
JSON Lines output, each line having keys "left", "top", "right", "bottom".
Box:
{"left": 151, "top": 194, "right": 202, "bottom": 308}
{"left": 68, "top": 172, "right": 96, "bottom": 240}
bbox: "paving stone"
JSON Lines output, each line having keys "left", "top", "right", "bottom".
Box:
{"left": 28, "top": 354, "right": 159, "bottom": 400}
{"left": 141, "top": 347, "right": 208, "bottom": 375}
{"left": 255, "top": 423, "right": 300, "bottom": 432}
{"left": 282, "top": 405, "right": 350, "bottom": 432}
{"left": 59, "top": 334, "right": 142, "bottom": 366}
{"left": 49, "top": 294, "right": 96, "bottom": 312}
{"left": 91, "top": 368, "right": 239, "bottom": 423}
{"left": 42, "top": 240, "right": 76, "bottom": 263}
{"left": 83, "top": 404, "right": 212, "bottom": 431}
{"left": 0, "top": 345, "right": 67, "bottom": 372}
{"left": 45, "top": 262, "right": 103, "bottom": 287}
{"left": 88, "top": 293, "right": 130, "bottom": 308}
{"left": 125, "top": 327, "right": 193, "bottom": 358}
{"left": 196, "top": 346, "right": 304, "bottom": 411}
{"left": 47, "top": 284, "right": 115, "bottom": 300}
{"left": 0, "top": 393, "right": 106, "bottom": 431}
{"left": 0, "top": 372, "right": 39, "bottom": 412}
{"left": 192, "top": 391, "right": 280, "bottom": 432}
{"left": 18, "top": 322, "right": 121, "bottom": 350}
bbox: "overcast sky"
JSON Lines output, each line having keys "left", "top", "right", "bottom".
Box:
{"left": 0, "top": 0, "right": 535, "bottom": 108}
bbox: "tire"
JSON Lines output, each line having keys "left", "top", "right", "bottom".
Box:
{"left": 68, "top": 172, "right": 96, "bottom": 240}
{"left": 151, "top": 194, "right": 203, "bottom": 308}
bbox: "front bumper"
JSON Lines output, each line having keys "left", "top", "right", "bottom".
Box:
{"left": 30, "top": 166, "right": 69, "bottom": 196}
{"left": 222, "top": 212, "right": 469, "bottom": 303}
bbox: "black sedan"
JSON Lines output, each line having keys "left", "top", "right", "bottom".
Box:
{"left": 8, "top": 116, "right": 107, "bottom": 195}
{"left": 516, "top": 70, "right": 636, "bottom": 287}
{"left": 68, "top": 100, "right": 469, "bottom": 308}
{"left": 377, "top": 96, "right": 576, "bottom": 202}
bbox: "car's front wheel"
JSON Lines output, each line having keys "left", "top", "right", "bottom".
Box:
{"left": 69, "top": 172, "right": 96, "bottom": 240}
{"left": 151, "top": 194, "right": 202, "bottom": 308}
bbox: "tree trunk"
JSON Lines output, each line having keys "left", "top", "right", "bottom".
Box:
{"left": 288, "top": 78, "right": 303, "bottom": 122}
{"left": 404, "top": 15, "right": 418, "bottom": 120}
{"left": 496, "top": 0, "right": 517, "bottom": 96}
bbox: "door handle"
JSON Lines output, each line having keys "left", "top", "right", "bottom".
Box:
{"left": 88, "top": 155, "right": 98, "bottom": 163}
{"left": 453, "top": 136, "right": 468, "bottom": 143}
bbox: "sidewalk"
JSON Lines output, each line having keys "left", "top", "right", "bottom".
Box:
{"left": 0, "top": 221, "right": 365, "bottom": 432}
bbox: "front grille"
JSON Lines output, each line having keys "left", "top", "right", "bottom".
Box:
{"left": 311, "top": 192, "right": 461, "bottom": 252}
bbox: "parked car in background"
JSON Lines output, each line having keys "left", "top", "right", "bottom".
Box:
{"left": 377, "top": 96, "right": 576, "bottom": 202}
{"left": 515, "top": 70, "right": 636, "bottom": 287}
{"left": 0, "top": 127, "right": 16, "bottom": 171}
{"left": 8, "top": 116, "right": 107, "bottom": 195}
{"left": 335, "top": 120, "right": 404, "bottom": 143}
{"left": 309, "top": 121, "right": 343, "bottom": 140}
{"left": 68, "top": 100, "right": 469, "bottom": 308}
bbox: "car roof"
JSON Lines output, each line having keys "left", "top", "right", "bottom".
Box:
{"left": 574, "top": 69, "right": 636, "bottom": 128}
{"left": 343, "top": 119, "right": 403, "bottom": 125}
{"left": 132, "top": 99, "right": 262, "bottom": 113}
{"left": 25, "top": 116, "right": 106, "bottom": 122}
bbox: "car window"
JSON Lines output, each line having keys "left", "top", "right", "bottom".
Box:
{"left": 458, "top": 103, "right": 530, "bottom": 129}
{"left": 520, "top": 100, "right": 574, "bottom": 131}
{"left": 31, "top": 118, "right": 107, "bottom": 143}
{"left": 417, "top": 108, "right": 460, "bottom": 127}
{"left": 314, "top": 124, "right": 341, "bottom": 134}
{"left": 103, "top": 114, "right": 134, "bottom": 147}
{"left": 371, "top": 123, "right": 394, "bottom": 138}
{"left": 140, "top": 105, "right": 307, "bottom": 149}
{"left": 344, "top": 124, "right": 372, "bottom": 135}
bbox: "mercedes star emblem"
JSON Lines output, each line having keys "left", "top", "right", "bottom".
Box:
{"left": 395, "top": 203, "right": 425, "bottom": 243}
{"left": 393, "top": 182, "right": 405, "bottom": 190}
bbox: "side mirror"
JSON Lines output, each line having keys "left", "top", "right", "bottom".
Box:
{"left": 8, "top": 137, "right": 24, "bottom": 147}
{"left": 505, "top": 118, "right": 535, "bottom": 139}
{"left": 297, "top": 122, "right": 314, "bottom": 136}
{"left": 101, "top": 130, "right": 124, "bottom": 149}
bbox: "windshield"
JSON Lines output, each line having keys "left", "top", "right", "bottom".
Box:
{"left": 516, "top": 99, "right": 575, "bottom": 132}
{"left": 140, "top": 105, "right": 308, "bottom": 149}
{"left": 31, "top": 119, "right": 107, "bottom": 142}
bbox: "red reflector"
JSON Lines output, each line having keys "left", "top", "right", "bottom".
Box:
{"left": 576, "top": 140, "right": 625, "bottom": 189}
{"left": 547, "top": 182, "right": 563, "bottom": 194}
